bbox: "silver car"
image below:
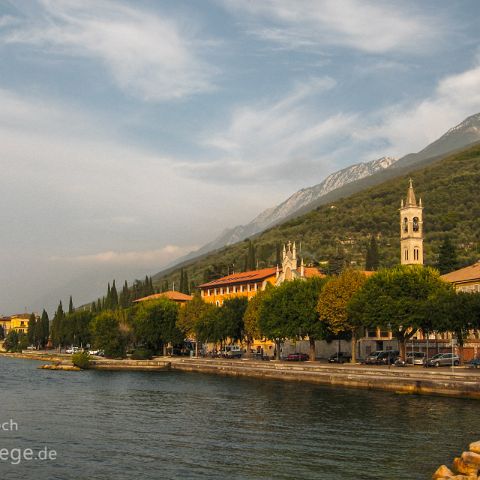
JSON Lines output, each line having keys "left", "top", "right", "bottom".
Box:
{"left": 424, "top": 353, "right": 460, "bottom": 367}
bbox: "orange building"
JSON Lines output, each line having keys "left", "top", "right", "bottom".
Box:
{"left": 134, "top": 290, "right": 193, "bottom": 306}
{"left": 199, "top": 268, "right": 277, "bottom": 306}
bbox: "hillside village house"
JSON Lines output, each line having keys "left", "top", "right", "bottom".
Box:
{"left": 441, "top": 262, "right": 480, "bottom": 293}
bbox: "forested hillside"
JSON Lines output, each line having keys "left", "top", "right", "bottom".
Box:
{"left": 154, "top": 143, "right": 480, "bottom": 290}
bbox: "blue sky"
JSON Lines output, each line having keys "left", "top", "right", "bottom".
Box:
{"left": 1, "top": 0, "right": 480, "bottom": 314}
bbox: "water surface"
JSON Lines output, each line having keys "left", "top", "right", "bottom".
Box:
{"left": 0, "top": 357, "right": 478, "bottom": 479}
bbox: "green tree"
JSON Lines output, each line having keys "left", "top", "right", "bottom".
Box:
{"left": 217, "top": 297, "right": 248, "bottom": 345}
{"left": 259, "top": 278, "right": 326, "bottom": 360}
{"left": 328, "top": 247, "right": 347, "bottom": 275}
{"left": 437, "top": 236, "right": 459, "bottom": 274}
{"left": 365, "top": 236, "right": 379, "bottom": 271}
{"left": 111, "top": 280, "right": 118, "bottom": 308}
{"left": 244, "top": 240, "right": 256, "bottom": 271}
{"left": 317, "top": 270, "right": 368, "bottom": 363}
{"left": 177, "top": 295, "right": 210, "bottom": 348}
{"left": 244, "top": 288, "right": 271, "bottom": 356}
{"left": 37, "top": 309, "right": 50, "bottom": 349}
{"left": 68, "top": 295, "right": 74, "bottom": 314}
{"left": 51, "top": 301, "right": 66, "bottom": 349}
{"left": 67, "top": 310, "right": 93, "bottom": 347}
{"left": 0, "top": 325, "right": 4, "bottom": 340}
{"left": 348, "top": 265, "right": 452, "bottom": 359}
{"left": 90, "top": 311, "right": 126, "bottom": 358}
{"left": 132, "top": 298, "right": 181, "bottom": 354}
{"left": 27, "top": 313, "right": 36, "bottom": 346}
{"left": 194, "top": 303, "right": 222, "bottom": 345}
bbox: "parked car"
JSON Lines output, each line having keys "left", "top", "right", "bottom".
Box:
{"left": 376, "top": 350, "right": 399, "bottom": 365}
{"left": 286, "top": 353, "right": 309, "bottom": 361}
{"left": 222, "top": 345, "right": 243, "bottom": 358}
{"left": 424, "top": 353, "right": 460, "bottom": 367}
{"left": 364, "top": 351, "right": 383, "bottom": 364}
{"left": 395, "top": 352, "right": 426, "bottom": 366}
{"left": 328, "top": 352, "right": 351, "bottom": 364}
{"left": 66, "top": 346, "right": 80, "bottom": 354}
{"left": 467, "top": 358, "right": 480, "bottom": 369}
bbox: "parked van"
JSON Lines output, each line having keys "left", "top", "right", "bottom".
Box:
{"left": 222, "top": 345, "right": 243, "bottom": 358}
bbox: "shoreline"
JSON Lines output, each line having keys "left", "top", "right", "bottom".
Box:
{"left": 3, "top": 352, "right": 480, "bottom": 399}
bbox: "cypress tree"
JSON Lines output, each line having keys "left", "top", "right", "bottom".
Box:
{"left": 39, "top": 309, "right": 50, "bottom": 348}
{"left": 111, "top": 280, "right": 118, "bottom": 308}
{"left": 365, "top": 236, "right": 380, "bottom": 271}
{"left": 68, "top": 295, "right": 74, "bottom": 314}
{"left": 28, "top": 313, "right": 36, "bottom": 346}
{"left": 91, "top": 302, "right": 97, "bottom": 313}
{"left": 275, "top": 242, "right": 281, "bottom": 267}
{"left": 437, "top": 236, "right": 459, "bottom": 274}
{"left": 97, "top": 299, "right": 102, "bottom": 312}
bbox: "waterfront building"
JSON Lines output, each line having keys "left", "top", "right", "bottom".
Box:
{"left": 441, "top": 261, "right": 480, "bottom": 293}
{"left": 400, "top": 179, "right": 424, "bottom": 265}
{"left": 1, "top": 314, "right": 31, "bottom": 335}
{"left": 199, "top": 241, "right": 324, "bottom": 306}
{"left": 134, "top": 291, "right": 193, "bottom": 306}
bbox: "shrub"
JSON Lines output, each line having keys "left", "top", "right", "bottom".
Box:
{"left": 72, "top": 351, "right": 90, "bottom": 369}
{"left": 131, "top": 348, "right": 153, "bottom": 360}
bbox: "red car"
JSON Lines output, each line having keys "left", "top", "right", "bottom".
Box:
{"left": 286, "top": 353, "right": 309, "bottom": 361}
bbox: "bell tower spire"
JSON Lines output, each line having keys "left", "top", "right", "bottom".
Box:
{"left": 400, "top": 179, "right": 423, "bottom": 265}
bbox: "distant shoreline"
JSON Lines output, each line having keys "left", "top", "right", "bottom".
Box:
{"left": 3, "top": 352, "right": 480, "bottom": 399}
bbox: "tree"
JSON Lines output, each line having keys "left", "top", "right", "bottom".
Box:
{"left": 244, "top": 288, "right": 271, "bottom": 356}
{"left": 317, "top": 270, "right": 368, "bottom": 363}
{"left": 110, "top": 281, "right": 118, "bottom": 308}
{"left": 51, "top": 301, "right": 66, "bottom": 349}
{"left": 348, "top": 265, "right": 452, "bottom": 359}
{"left": 179, "top": 269, "right": 190, "bottom": 294}
{"left": 90, "top": 311, "right": 127, "bottom": 358}
{"left": 35, "top": 309, "right": 50, "bottom": 349}
{"left": 4, "top": 331, "right": 28, "bottom": 352}
{"left": 67, "top": 310, "right": 93, "bottom": 347}
{"left": 194, "top": 303, "right": 222, "bottom": 345}
{"left": 177, "top": 295, "right": 210, "bottom": 345}
{"left": 217, "top": 297, "right": 248, "bottom": 345}
{"left": 0, "top": 325, "right": 4, "bottom": 340}
{"left": 437, "top": 236, "right": 459, "bottom": 274}
{"left": 27, "top": 313, "right": 36, "bottom": 346}
{"left": 258, "top": 278, "right": 326, "bottom": 360}
{"left": 132, "top": 298, "right": 181, "bottom": 354}
{"left": 119, "top": 281, "right": 131, "bottom": 309}
{"left": 68, "top": 296, "right": 74, "bottom": 314}
{"left": 244, "top": 240, "right": 256, "bottom": 271}
{"left": 328, "top": 247, "right": 347, "bottom": 275}
{"left": 365, "top": 236, "right": 379, "bottom": 271}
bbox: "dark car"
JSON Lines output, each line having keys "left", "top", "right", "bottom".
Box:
{"left": 376, "top": 350, "right": 399, "bottom": 365}
{"left": 328, "top": 352, "right": 351, "bottom": 364}
{"left": 286, "top": 353, "right": 309, "bottom": 361}
{"left": 364, "top": 351, "right": 383, "bottom": 364}
{"left": 467, "top": 358, "right": 480, "bottom": 369}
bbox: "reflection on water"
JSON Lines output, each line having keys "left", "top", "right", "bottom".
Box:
{"left": 0, "top": 357, "right": 478, "bottom": 479}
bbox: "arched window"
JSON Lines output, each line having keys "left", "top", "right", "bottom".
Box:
{"left": 404, "top": 249, "right": 409, "bottom": 261}
{"left": 414, "top": 248, "right": 419, "bottom": 261}
{"left": 403, "top": 217, "right": 408, "bottom": 233}
{"left": 413, "top": 217, "right": 419, "bottom": 232}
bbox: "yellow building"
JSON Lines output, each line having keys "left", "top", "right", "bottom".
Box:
{"left": 441, "top": 261, "right": 480, "bottom": 292}
{"left": 1, "top": 314, "right": 31, "bottom": 335}
{"left": 199, "top": 267, "right": 278, "bottom": 306}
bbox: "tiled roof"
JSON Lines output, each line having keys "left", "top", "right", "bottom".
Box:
{"left": 199, "top": 268, "right": 277, "bottom": 288}
{"left": 303, "top": 267, "right": 326, "bottom": 278}
{"left": 134, "top": 291, "right": 193, "bottom": 303}
{"left": 441, "top": 262, "right": 480, "bottom": 284}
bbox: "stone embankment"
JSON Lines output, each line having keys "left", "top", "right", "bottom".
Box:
{"left": 4, "top": 352, "right": 480, "bottom": 399}
{"left": 433, "top": 441, "right": 480, "bottom": 479}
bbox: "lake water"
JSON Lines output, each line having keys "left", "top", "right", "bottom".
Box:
{"left": 0, "top": 357, "right": 479, "bottom": 479}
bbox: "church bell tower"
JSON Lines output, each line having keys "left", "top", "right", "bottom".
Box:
{"left": 400, "top": 179, "right": 423, "bottom": 265}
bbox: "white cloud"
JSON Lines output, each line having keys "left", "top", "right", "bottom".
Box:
{"left": 355, "top": 62, "right": 480, "bottom": 157}
{"left": 1, "top": 0, "right": 216, "bottom": 101}
{"left": 193, "top": 77, "right": 357, "bottom": 184}
{"left": 50, "top": 245, "right": 197, "bottom": 267}
{"left": 222, "top": 0, "right": 443, "bottom": 54}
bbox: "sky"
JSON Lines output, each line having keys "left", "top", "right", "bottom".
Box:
{"left": 1, "top": 0, "right": 480, "bottom": 314}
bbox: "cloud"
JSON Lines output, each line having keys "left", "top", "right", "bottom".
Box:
{"left": 355, "top": 62, "right": 480, "bottom": 158}
{"left": 50, "top": 245, "right": 197, "bottom": 267}
{"left": 189, "top": 77, "right": 357, "bottom": 185}
{"left": 221, "top": 0, "right": 443, "bottom": 54}
{"left": 1, "top": 0, "right": 216, "bottom": 101}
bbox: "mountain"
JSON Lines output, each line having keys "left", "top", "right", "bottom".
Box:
{"left": 154, "top": 142, "right": 480, "bottom": 288}
{"left": 171, "top": 156, "right": 397, "bottom": 265}
{"left": 167, "top": 114, "right": 480, "bottom": 272}
{"left": 392, "top": 113, "right": 480, "bottom": 170}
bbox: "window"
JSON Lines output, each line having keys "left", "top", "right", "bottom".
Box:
{"left": 403, "top": 217, "right": 408, "bottom": 233}
{"left": 404, "top": 249, "right": 409, "bottom": 261}
{"left": 413, "top": 217, "right": 419, "bottom": 232}
{"left": 414, "top": 248, "right": 419, "bottom": 261}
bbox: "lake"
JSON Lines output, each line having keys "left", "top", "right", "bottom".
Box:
{"left": 0, "top": 357, "right": 478, "bottom": 479}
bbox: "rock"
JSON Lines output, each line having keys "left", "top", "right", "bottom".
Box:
{"left": 433, "top": 465, "right": 454, "bottom": 478}
{"left": 469, "top": 441, "right": 480, "bottom": 454}
{"left": 462, "top": 451, "right": 480, "bottom": 467}
{"left": 453, "top": 457, "right": 479, "bottom": 476}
